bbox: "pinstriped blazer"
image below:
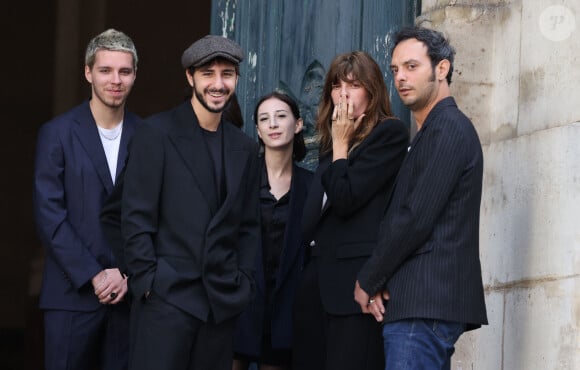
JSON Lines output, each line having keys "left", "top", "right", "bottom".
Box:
{"left": 358, "top": 97, "right": 488, "bottom": 330}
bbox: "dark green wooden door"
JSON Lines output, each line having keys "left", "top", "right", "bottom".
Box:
{"left": 211, "top": 0, "right": 420, "bottom": 166}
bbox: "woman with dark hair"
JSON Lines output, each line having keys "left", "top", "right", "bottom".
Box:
{"left": 292, "top": 51, "right": 409, "bottom": 370}
{"left": 233, "top": 92, "right": 313, "bottom": 370}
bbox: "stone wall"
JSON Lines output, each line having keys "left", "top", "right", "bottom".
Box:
{"left": 419, "top": 1, "right": 579, "bottom": 369}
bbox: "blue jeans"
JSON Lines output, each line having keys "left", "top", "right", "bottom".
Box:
{"left": 382, "top": 319, "right": 465, "bottom": 370}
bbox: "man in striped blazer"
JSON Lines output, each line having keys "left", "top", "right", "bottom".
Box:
{"left": 355, "top": 26, "right": 488, "bottom": 370}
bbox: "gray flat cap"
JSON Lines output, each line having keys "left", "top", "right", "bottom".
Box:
{"left": 181, "top": 35, "right": 244, "bottom": 69}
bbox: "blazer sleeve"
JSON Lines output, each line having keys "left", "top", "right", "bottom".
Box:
{"left": 358, "top": 116, "right": 472, "bottom": 295}
{"left": 33, "top": 123, "right": 102, "bottom": 290}
{"left": 321, "top": 119, "right": 409, "bottom": 217}
{"left": 121, "top": 123, "right": 164, "bottom": 298}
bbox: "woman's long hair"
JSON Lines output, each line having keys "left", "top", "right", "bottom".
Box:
{"left": 317, "top": 51, "right": 394, "bottom": 155}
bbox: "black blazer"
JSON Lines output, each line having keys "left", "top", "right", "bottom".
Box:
{"left": 121, "top": 101, "right": 261, "bottom": 324}
{"left": 100, "top": 166, "right": 129, "bottom": 277}
{"left": 358, "top": 97, "right": 488, "bottom": 329}
{"left": 33, "top": 101, "right": 141, "bottom": 311}
{"left": 234, "top": 162, "right": 313, "bottom": 356}
{"left": 302, "top": 119, "right": 409, "bottom": 315}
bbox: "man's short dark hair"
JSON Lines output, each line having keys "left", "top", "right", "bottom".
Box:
{"left": 392, "top": 26, "right": 456, "bottom": 85}
{"left": 187, "top": 57, "right": 240, "bottom": 76}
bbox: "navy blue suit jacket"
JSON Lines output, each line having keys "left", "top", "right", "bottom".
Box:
{"left": 33, "top": 101, "right": 141, "bottom": 311}
{"left": 358, "top": 97, "right": 488, "bottom": 329}
{"left": 234, "top": 162, "right": 313, "bottom": 356}
{"left": 302, "top": 119, "right": 409, "bottom": 315}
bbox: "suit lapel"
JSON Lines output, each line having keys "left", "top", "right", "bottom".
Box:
{"left": 275, "top": 166, "right": 308, "bottom": 291}
{"left": 317, "top": 156, "right": 332, "bottom": 216}
{"left": 168, "top": 102, "right": 219, "bottom": 214}
{"left": 115, "top": 112, "right": 137, "bottom": 180}
{"left": 406, "top": 98, "right": 456, "bottom": 156}
{"left": 72, "top": 102, "right": 114, "bottom": 193}
{"left": 217, "top": 122, "right": 249, "bottom": 216}
{"left": 301, "top": 160, "right": 326, "bottom": 245}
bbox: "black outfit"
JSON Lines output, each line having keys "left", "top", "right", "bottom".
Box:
{"left": 234, "top": 159, "right": 313, "bottom": 366}
{"left": 121, "top": 101, "right": 260, "bottom": 370}
{"left": 260, "top": 166, "right": 290, "bottom": 310}
{"left": 292, "top": 119, "right": 409, "bottom": 370}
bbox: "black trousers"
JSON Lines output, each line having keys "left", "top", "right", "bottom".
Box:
{"left": 292, "top": 258, "right": 384, "bottom": 370}
{"left": 129, "top": 292, "right": 236, "bottom": 370}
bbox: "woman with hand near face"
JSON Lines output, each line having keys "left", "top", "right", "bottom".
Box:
{"left": 233, "top": 92, "right": 313, "bottom": 370}
{"left": 292, "top": 51, "right": 410, "bottom": 370}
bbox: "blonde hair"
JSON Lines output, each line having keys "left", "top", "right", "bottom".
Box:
{"left": 85, "top": 29, "right": 138, "bottom": 70}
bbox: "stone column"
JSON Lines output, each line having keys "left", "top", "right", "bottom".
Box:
{"left": 419, "top": 1, "right": 579, "bottom": 369}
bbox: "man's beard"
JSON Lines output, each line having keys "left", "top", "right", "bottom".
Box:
{"left": 194, "top": 86, "right": 232, "bottom": 113}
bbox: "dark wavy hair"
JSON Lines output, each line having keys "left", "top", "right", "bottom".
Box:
{"left": 317, "top": 51, "right": 394, "bottom": 155}
{"left": 253, "top": 91, "right": 307, "bottom": 162}
{"left": 392, "top": 26, "right": 456, "bottom": 85}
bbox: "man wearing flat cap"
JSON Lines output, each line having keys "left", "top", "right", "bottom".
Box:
{"left": 120, "top": 35, "right": 260, "bottom": 370}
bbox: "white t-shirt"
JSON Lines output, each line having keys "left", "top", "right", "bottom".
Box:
{"left": 97, "top": 121, "right": 123, "bottom": 184}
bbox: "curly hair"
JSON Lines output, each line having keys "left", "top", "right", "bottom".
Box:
{"left": 392, "top": 26, "right": 456, "bottom": 85}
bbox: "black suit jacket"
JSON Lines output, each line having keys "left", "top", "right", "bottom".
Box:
{"left": 100, "top": 166, "right": 129, "bottom": 277}
{"left": 358, "top": 97, "right": 488, "bottom": 329}
{"left": 121, "top": 101, "right": 260, "bottom": 323}
{"left": 234, "top": 162, "right": 313, "bottom": 356}
{"left": 33, "top": 101, "right": 141, "bottom": 311}
{"left": 302, "top": 119, "right": 409, "bottom": 315}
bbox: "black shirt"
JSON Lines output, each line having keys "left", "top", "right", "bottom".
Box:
{"left": 259, "top": 161, "right": 291, "bottom": 304}
{"left": 201, "top": 123, "right": 226, "bottom": 205}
